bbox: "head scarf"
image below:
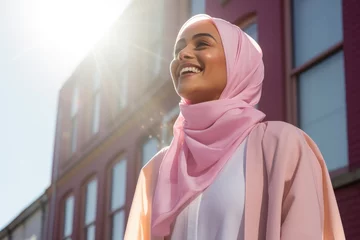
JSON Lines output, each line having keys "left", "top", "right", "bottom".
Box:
{"left": 151, "top": 14, "right": 266, "bottom": 236}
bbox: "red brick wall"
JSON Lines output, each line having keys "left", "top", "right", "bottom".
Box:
{"left": 337, "top": 1, "right": 360, "bottom": 239}
{"left": 342, "top": 0, "right": 360, "bottom": 170}
{"left": 335, "top": 182, "right": 360, "bottom": 240}
{"left": 206, "top": 0, "right": 287, "bottom": 121}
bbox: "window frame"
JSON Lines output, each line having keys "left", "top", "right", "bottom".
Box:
{"left": 91, "top": 69, "right": 101, "bottom": 135}
{"left": 117, "top": 46, "right": 129, "bottom": 111}
{"left": 81, "top": 177, "right": 98, "bottom": 240}
{"left": 106, "top": 156, "right": 128, "bottom": 240}
{"left": 70, "top": 116, "right": 78, "bottom": 154}
{"left": 145, "top": 0, "right": 164, "bottom": 79}
{"left": 284, "top": 0, "right": 347, "bottom": 174}
{"left": 62, "top": 194, "right": 75, "bottom": 240}
{"left": 236, "top": 13, "right": 257, "bottom": 32}
{"left": 70, "top": 85, "right": 79, "bottom": 155}
{"left": 242, "top": 21, "right": 258, "bottom": 43}
{"left": 190, "top": 0, "right": 206, "bottom": 16}
{"left": 107, "top": 29, "right": 129, "bottom": 113}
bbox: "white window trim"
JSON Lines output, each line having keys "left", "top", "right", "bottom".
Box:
{"left": 84, "top": 179, "right": 97, "bottom": 240}
{"left": 110, "top": 159, "right": 127, "bottom": 240}
{"left": 63, "top": 195, "right": 75, "bottom": 240}
{"left": 111, "top": 159, "right": 127, "bottom": 211}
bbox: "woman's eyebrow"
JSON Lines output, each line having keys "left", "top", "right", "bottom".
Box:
{"left": 176, "top": 32, "right": 217, "bottom": 46}
{"left": 192, "top": 33, "right": 217, "bottom": 42}
{"left": 174, "top": 32, "right": 217, "bottom": 56}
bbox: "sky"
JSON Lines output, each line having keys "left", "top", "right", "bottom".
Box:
{"left": 0, "top": 0, "right": 130, "bottom": 230}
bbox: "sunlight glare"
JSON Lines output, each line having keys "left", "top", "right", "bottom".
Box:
{"left": 28, "top": 0, "right": 130, "bottom": 60}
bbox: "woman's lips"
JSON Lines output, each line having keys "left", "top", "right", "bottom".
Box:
{"left": 178, "top": 71, "right": 202, "bottom": 80}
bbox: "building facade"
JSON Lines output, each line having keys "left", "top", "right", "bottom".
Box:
{"left": 205, "top": 0, "right": 360, "bottom": 239}
{"left": 45, "top": 0, "right": 192, "bottom": 239}
{"left": 0, "top": 193, "right": 48, "bottom": 240}
{"left": 45, "top": 0, "right": 360, "bottom": 239}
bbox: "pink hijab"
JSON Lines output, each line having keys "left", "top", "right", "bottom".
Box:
{"left": 151, "top": 14, "right": 266, "bottom": 236}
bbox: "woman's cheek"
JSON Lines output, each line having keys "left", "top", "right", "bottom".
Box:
{"left": 202, "top": 50, "right": 223, "bottom": 66}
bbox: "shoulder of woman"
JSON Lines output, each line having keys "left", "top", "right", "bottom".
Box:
{"left": 249, "top": 121, "right": 308, "bottom": 166}
{"left": 251, "top": 121, "right": 305, "bottom": 146}
{"left": 141, "top": 146, "right": 170, "bottom": 176}
{"left": 253, "top": 121, "right": 321, "bottom": 177}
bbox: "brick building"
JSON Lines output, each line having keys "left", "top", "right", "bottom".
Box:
{"left": 45, "top": 0, "right": 191, "bottom": 239}
{"left": 0, "top": 193, "right": 48, "bottom": 240}
{"left": 43, "top": 0, "right": 360, "bottom": 240}
{"left": 206, "top": 0, "right": 360, "bottom": 238}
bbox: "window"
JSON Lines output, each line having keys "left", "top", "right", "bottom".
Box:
{"left": 291, "top": 0, "right": 347, "bottom": 171}
{"left": 117, "top": 47, "right": 128, "bottom": 110}
{"left": 63, "top": 195, "right": 74, "bottom": 240}
{"left": 292, "top": 0, "right": 343, "bottom": 67}
{"left": 71, "top": 87, "right": 78, "bottom": 154}
{"left": 71, "top": 117, "right": 78, "bottom": 154}
{"left": 84, "top": 179, "right": 97, "bottom": 240}
{"left": 92, "top": 93, "right": 100, "bottom": 134}
{"left": 110, "top": 159, "right": 127, "bottom": 240}
{"left": 93, "top": 68, "right": 101, "bottom": 91}
{"left": 92, "top": 69, "right": 101, "bottom": 134}
{"left": 71, "top": 87, "right": 79, "bottom": 117}
{"left": 191, "top": 0, "right": 205, "bottom": 16}
{"left": 243, "top": 22, "right": 258, "bottom": 43}
{"left": 108, "top": 29, "right": 129, "bottom": 111}
{"left": 146, "top": 0, "right": 164, "bottom": 78}
{"left": 161, "top": 107, "right": 180, "bottom": 147}
{"left": 142, "top": 138, "right": 159, "bottom": 167}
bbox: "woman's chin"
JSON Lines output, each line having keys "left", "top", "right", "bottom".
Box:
{"left": 177, "top": 85, "right": 198, "bottom": 101}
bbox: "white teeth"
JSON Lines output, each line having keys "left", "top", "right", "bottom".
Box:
{"left": 180, "top": 66, "right": 201, "bottom": 75}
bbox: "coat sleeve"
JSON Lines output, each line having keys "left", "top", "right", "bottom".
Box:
{"left": 276, "top": 126, "right": 345, "bottom": 240}
{"left": 124, "top": 148, "right": 168, "bottom": 240}
{"left": 124, "top": 169, "right": 150, "bottom": 240}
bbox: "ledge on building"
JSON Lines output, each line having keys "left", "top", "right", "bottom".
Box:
{"left": 332, "top": 168, "right": 360, "bottom": 189}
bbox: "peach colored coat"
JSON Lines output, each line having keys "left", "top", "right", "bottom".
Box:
{"left": 124, "top": 121, "right": 345, "bottom": 240}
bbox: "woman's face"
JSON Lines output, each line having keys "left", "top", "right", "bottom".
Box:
{"left": 170, "top": 19, "right": 227, "bottom": 104}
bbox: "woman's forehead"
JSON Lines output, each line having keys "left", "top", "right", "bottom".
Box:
{"left": 177, "top": 19, "right": 220, "bottom": 41}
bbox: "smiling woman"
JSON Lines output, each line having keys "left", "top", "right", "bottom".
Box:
{"left": 25, "top": 0, "right": 130, "bottom": 61}
{"left": 125, "top": 14, "right": 345, "bottom": 240}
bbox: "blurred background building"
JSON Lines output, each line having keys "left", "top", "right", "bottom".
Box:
{"left": 0, "top": 193, "right": 47, "bottom": 240}
{"left": 1, "top": 0, "right": 359, "bottom": 239}
{"left": 44, "top": 0, "right": 190, "bottom": 239}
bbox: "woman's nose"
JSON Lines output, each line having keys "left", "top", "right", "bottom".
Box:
{"left": 178, "top": 47, "right": 194, "bottom": 60}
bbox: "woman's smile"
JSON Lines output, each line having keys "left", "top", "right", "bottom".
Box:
{"left": 177, "top": 63, "right": 203, "bottom": 81}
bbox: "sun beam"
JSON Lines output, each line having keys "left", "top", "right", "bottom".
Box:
{"left": 26, "top": 0, "right": 131, "bottom": 61}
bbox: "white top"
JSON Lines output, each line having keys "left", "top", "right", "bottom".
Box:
{"left": 170, "top": 138, "right": 247, "bottom": 240}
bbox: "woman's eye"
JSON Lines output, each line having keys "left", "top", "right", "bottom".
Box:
{"left": 195, "top": 41, "right": 208, "bottom": 48}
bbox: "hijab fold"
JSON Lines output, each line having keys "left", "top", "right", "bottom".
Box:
{"left": 151, "top": 14, "right": 266, "bottom": 236}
